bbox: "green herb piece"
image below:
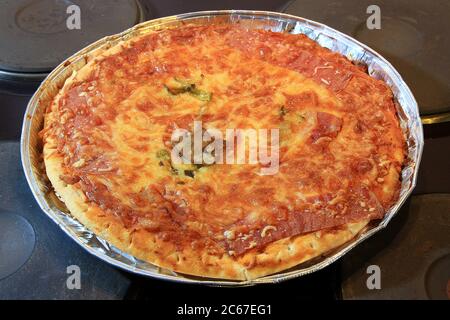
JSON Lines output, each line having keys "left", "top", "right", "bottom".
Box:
{"left": 279, "top": 105, "right": 287, "bottom": 118}
{"left": 164, "top": 78, "right": 212, "bottom": 102}
{"left": 191, "top": 88, "right": 212, "bottom": 102}
{"left": 156, "top": 149, "right": 171, "bottom": 161}
{"left": 164, "top": 78, "right": 195, "bottom": 95}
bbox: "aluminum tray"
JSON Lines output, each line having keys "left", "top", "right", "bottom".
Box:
{"left": 21, "top": 10, "right": 424, "bottom": 286}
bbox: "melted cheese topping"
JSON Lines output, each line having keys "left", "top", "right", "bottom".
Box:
{"left": 43, "top": 25, "right": 405, "bottom": 256}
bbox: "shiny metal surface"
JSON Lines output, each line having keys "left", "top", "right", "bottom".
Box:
{"left": 21, "top": 10, "right": 423, "bottom": 286}
{"left": 421, "top": 112, "right": 450, "bottom": 125}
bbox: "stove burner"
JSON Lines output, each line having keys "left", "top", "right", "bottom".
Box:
{"left": 425, "top": 254, "right": 450, "bottom": 300}
{"left": 284, "top": 0, "right": 450, "bottom": 118}
{"left": 354, "top": 17, "right": 423, "bottom": 58}
{"left": 15, "top": 0, "right": 73, "bottom": 35}
{"left": 341, "top": 194, "right": 450, "bottom": 299}
{"left": 0, "top": 212, "right": 36, "bottom": 280}
{"left": 0, "top": 0, "right": 147, "bottom": 77}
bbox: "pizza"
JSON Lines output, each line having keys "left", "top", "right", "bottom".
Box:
{"left": 41, "top": 24, "right": 406, "bottom": 280}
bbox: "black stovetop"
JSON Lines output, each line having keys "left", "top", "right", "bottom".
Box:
{"left": 0, "top": 0, "right": 449, "bottom": 300}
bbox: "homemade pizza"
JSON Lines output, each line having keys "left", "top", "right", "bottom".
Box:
{"left": 41, "top": 25, "right": 406, "bottom": 280}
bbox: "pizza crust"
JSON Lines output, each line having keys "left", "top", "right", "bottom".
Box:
{"left": 41, "top": 24, "right": 403, "bottom": 280}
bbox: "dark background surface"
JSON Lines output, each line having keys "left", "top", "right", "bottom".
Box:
{"left": 0, "top": 0, "right": 449, "bottom": 300}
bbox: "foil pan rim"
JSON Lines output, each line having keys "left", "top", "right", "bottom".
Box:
{"left": 21, "top": 10, "right": 424, "bottom": 287}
